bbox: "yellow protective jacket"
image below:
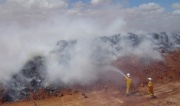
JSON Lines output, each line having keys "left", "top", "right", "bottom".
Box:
{"left": 125, "top": 77, "right": 132, "bottom": 85}
{"left": 125, "top": 77, "right": 132, "bottom": 94}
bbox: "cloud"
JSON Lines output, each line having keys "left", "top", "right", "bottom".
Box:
{"left": 6, "top": 0, "right": 68, "bottom": 9}
{"left": 172, "top": 10, "right": 180, "bottom": 15}
{"left": 0, "top": 0, "right": 68, "bottom": 27}
{"left": 172, "top": 3, "right": 180, "bottom": 15}
{"left": 91, "top": 0, "right": 112, "bottom": 5}
{"left": 138, "top": 3, "right": 164, "bottom": 13}
{"left": 0, "top": 1, "right": 179, "bottom": 32}
{"left": 172, "top": 3, "right": 180, "bottom": 9}
{"left": 119, "top": 3, "right": 180, "bottom": 32}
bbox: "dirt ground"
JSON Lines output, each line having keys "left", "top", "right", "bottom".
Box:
{"left": 1, "top": 81, "right": 180, "bottom": 106}
{"left": 1, "top": 49, "right": 180, "bottom": 106}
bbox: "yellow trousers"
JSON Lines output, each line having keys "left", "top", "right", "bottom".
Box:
{"left": 148, "top": 86, "right": 154, "bottom": 96}
{"left": 126, "top": 84, "right": 131, "bottom": 94}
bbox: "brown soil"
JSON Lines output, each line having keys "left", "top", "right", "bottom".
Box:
{"left": 0, "top": 49, "right": 180, "bottom": 106}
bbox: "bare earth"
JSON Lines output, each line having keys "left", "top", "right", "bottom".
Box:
{"left": 1, "top": 81, "right": 180, "bottom": 106}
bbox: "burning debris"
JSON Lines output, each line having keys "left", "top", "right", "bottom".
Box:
{"left": 1, "top": 56, "right": 46, "bottom": 102}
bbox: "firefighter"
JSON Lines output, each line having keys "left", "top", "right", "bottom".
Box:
{"left": 125, "top": 73, "right": 135, "bottom": 96}
{"left": 147, "top": 78, "right": 155, "bottom": 98}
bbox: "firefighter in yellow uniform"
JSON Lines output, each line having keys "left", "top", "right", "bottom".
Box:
{"left": 125, "top": 73, "right": 134, "bottom": 96}
{"left": 147, "top": 78, "right": 155, "bottom": 98}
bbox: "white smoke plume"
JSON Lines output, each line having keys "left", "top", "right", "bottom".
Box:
{"left": 0, "top": 0, "right": 179, "bottom": 86}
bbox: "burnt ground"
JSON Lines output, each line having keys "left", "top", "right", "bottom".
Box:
{"left": 0, "top": 49, "right": 180, "bottom": 106}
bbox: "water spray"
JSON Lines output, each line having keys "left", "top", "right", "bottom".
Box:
{"left": 104, "top": 66, "right": 126, "bottom": 77}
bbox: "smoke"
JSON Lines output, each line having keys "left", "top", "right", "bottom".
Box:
{"left": 42, "top": 32, "right": 179, "bottom": 86}
{"left": 0, "top": 0, "right": 180, "bottom": 88}
{"left": 45, "top": 39, "right": 99, "bottom": 86}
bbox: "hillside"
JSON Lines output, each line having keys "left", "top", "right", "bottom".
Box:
{"left": 1, "top": 48, "right": 180, "bottom": 106}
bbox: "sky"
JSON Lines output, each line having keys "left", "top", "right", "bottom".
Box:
{"left": 67, "top": 0, "right": 180, "bottom": 11}
{"left": 0, "top": 0, "right": 179, "bottom": 8}
{"left": 0, "top": 0, "right": 180, "bottom": 83}
{"left": 126, "top": 0, "right": 180, "bottom": 11}
{"left": 0, "top": 0, "right": 179, "bottom": 33}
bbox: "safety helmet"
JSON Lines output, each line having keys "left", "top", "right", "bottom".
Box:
{"left": 127, "top": 73, "right": 130, "bottom": 77}
{"left": 147, "top": 78, "right": 152, "bottom": 81}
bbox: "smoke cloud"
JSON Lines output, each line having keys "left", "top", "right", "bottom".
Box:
{"left": 0, "top": 0, "right": 180, "bottom": 87}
